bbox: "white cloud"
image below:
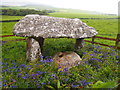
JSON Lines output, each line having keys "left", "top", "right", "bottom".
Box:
{"left": 1, "top": 0, "right": 119, "bottom": 14}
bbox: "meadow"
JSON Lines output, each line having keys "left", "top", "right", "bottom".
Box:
{"left": 1, "top": 13, "right": 118, "bottom": 46}
{"left": 1, "top": 13, "right": 120, "bottom": 89}
{"left": 2, "top": 40, "right": 119, "bottom": 88}
{"left": 1, "top": 15, "right": 23, "bottom": 21}
{"left": 48, "top": 12, "right": 118, "bottom": 18}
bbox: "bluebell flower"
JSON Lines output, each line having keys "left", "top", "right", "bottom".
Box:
{"left": 12, "top": 60, "right": 15, "bottom": 62}
{"left": 36, "top": 73, "right": 39, "bottom": 76}
{"left": 51, "top": 74, "right": 56, "bottom": 77}
{"left": 116, "top": 61, "right": 120, "bottom": 64}
{"left": 3, "top": 84, "right": 6, "bottom": 87}
{"left": 12, "top": 63, "right": 16, "bottom": 65}
{"left": 0, "top": 81, "right": 2, "bottom": 85}
{"left": 12, "top": 86, "right": 17, "bottom": 88}
{"left": 58, "top": 66, "right": 61, "bottom": 69}
{"left": 39, "top": 55, "right": 44, "bottom": 59}
{"left": 10, "top": 67, "right": 13, "bottom": 69}
{"left": 90, "top": 58, "right": 94, "bottom": 61}
{"left": 94, "top": 50, "right": 98, "bottom": 53}
{"left": 22, "top": 76, "right": 27, "bottom": 79}
{"left": 83, "top": 52, "right": 86, "bottom": 54}
{"left": 59, "top": 70, "right": 62, "bottom": 72}
{"left": 71, "top": 82, "right": 79, "bottom": 88}
{"left": 4, "top": 80, "right": 7, "bottom": 82}
{"left": 116, "top": 56, "right": 119, "bottom": 59}
{"left": 20, "top": 64, "right": 26, "bottom": 68}
{"left": 41, "top": 83, "right": 46, "bottom": 85}
{"left": 37, "top": 71, "right": 46, "bottom": 74}
{"left": 5, "top": 62, "right": 8, "bottom": 65}
{"left": 66, "top": 79, "right": 68, "bottom": 81}
{"left": 84, "top": 61, "right": 90, "bottom": 65}
{"left": 2, "top": 70, "right": 7, "bottom": 73}
{"left": 90, "top": 54, "right": 94, "bottom": 56}
{"left": 49, "top": 59, "right": 53, "bottom": 62}
{"left": 97, "top": 65, "right": 100, "bottom": 69}
{"left": 83, "top": 82, "right": 90, "bottom": 85}
{"left": 32, "top": 77, "right": 36, "bottom": 79}
{"left": 37, "top": 71, "right": 41, "bottom": 73}
{"left": 10, "top": 67, "right": 16, "bottom": 69}
{"left": 86, "top": 68, "right": 88, "bottom": 70}
{"left": 3, "top": 58, "right": 6, "bottom": 60}
{"left": 79, "top": 80, "right": 90, "bottom": 86}
{"left": 36, "top": 83, "right": 39, "bottom": 86}
{"left": 48, "top": 81, "right": 50, "bottom": 84}
{"left": 31, "top": 73, "right": 35, "bottom": 76}
{"left": 12, "top": 79, "right": 16, "bottom": 82}
{"left": 64, "top": 68, "right": 68, "bottom": 72}
{"left": 103, "top": 53, "right": 108, "bottom": 57}
{"left": 96, "top": 46, "right": 101, "bottom": 49}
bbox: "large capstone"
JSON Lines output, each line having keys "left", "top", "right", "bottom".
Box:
{"left": 13, "top": 15, "right": 98, "bottom": 61}
{"left": 13, "top": 14, "right": 97, "bottom": 38}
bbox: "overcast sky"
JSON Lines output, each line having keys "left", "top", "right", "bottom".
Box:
{"left": 1, "top": 0, "right": 119, "bottom": 14}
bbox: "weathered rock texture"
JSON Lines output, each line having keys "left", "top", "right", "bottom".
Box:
{"left": 26, "top": 37, "right": 43, "bottom": 62}
{"left": 13, "top": 14, "right": 97, "bottom": 38}
{"left": 53, "top": 51, "right": 82, "bottom": 70}
{"left": 13, "top": 14, "right": 98, "bottom": 61}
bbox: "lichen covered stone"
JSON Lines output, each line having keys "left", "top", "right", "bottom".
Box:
{"left": 13, "top": 14, "right": 98, "bottom": 38}
{"left": 52, "top": 51, "right": 82, "bottom": 70}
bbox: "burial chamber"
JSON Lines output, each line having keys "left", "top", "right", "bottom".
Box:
{"left": 13, "top": 14, "right": 98, "bottom": 61}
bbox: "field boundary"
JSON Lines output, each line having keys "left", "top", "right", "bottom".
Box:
{"left": 0, "top": 18, "right": 119, "bottom": 22}
{"left": 0, "top": 20, "right": 20, "bottom": 22}
{"left": 1, "top": 34, "right": 120, "bottom": 49}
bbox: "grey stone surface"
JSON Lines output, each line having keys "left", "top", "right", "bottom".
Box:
{"left": 13, "top": 14, "right": 98, "bottom": 38}
{"left": 53, "top": 51, "right": 82, "bottom": 70}
{"left": 26, "top": 38, "right": 42, "bottom": 62}
{"left": 13, "top": 14, "right": 98, "bottom": 62}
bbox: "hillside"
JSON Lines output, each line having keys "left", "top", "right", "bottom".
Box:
{"left": 0, "top": 4, "right": 117, "bottom": 16}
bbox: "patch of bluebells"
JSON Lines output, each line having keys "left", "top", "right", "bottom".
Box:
{"left": 71, "top": 80, "right": 90, "bottom": 88}
{"left": 2, "top": 44, "right": 119, "bottom": 88}
{"left": 19, "top": 64, "right": 26, "bottom": 68}
{"left": 64, "top": 68, "right": 68, "bottom": 72}
{"left": 40, "top": 58, "right": 53, "bottom": 63}
{"left": 36, "top": 71, "right": 46, "bottom": 74}
{"left": 78, "top": 80, "right": 91, "bottom": 86}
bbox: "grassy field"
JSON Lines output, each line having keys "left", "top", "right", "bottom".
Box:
{"left": 1, "top": 13, "right": 119, "bottom": 88}
{"left": 1, "top": 13, "right": 118, "bottom": 46}
{"left": 48, "top": 12, "right": 118, "bottom": 18}
{"left": 2, "top": 40, "right": 119, "bottom": 88}
{"left": 1, "top": 15, "right": 23, "bottom": 20}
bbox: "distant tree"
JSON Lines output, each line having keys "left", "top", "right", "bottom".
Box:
{"left": 1, "top": 9, "right": 55, "bottom": 16}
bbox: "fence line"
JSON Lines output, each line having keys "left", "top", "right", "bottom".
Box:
{"left": 0, "top": 35, "right": 15, "bottom": 37}
{"left": 0, "top": 20, "right": 20, "bottom": 22}
{"left": 0, "top": 18, "right": 119, "bottom": 22}
{"left": 1, "top": 34, "right": 120, "bottom": 49}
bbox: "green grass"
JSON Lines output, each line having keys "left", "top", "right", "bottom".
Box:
{"left": 1, "top": 15, "right": 118, "bottom": 47}
{"left": 1, "top": 22, "right": 17, "bottom": 35}
{"left": 1, "top": 14, "right": 119, "bottom": 88}
{"left": 48, "top": 12, "right": 118, "bottom": 18}
{"left": 2, "top": 40, "right": 119, "bottom": 88}
{"left": 0, "top": 6, "right": 34, "bottom": 10}
{"left": 1, "top": 15, "right": 23, "bottom": 20}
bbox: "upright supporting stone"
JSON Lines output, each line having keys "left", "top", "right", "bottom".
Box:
{"left": 26, "top": 38, "right": 42, "bottom": 62}
{"left": 75, "top": 38, "right": 84, "bottom": 50}
{"left": 34, "top": 37, "right": 44, "bottom": 53}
